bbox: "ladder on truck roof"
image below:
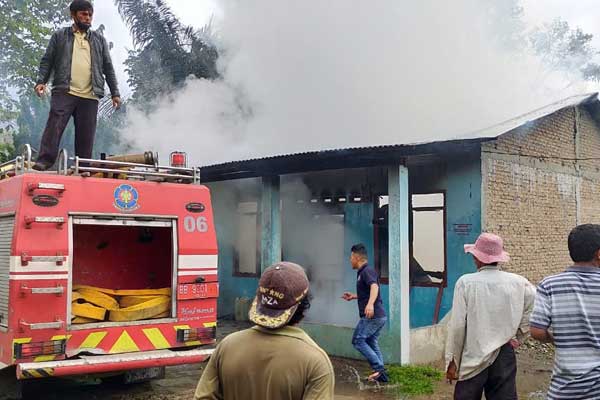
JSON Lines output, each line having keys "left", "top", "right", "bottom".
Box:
{"left": 0, "top": 144, "right": 200, "bottom": 184}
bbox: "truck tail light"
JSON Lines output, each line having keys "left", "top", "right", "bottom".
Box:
{"left": 14, "top": 339, "right": 66, "bottom": 359}
{"left": 170, "top": 151, "right": 187, "bottom": 168}
{"left": 176, "top": 326, "right": 216, "bottom": 343}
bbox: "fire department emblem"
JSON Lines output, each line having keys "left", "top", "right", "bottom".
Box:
{"left": 114, "top": 184, "right": 140, "bottom": 212}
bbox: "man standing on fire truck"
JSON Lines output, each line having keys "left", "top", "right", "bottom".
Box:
{"left": 33, "top": 0, "right": 121, "bottom": 171}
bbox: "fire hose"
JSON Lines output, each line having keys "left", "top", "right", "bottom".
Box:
{"left": 71, "top": 285, "right": 172, "bottom": 323}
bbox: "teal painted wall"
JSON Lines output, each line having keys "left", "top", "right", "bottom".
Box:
{"left": 302, "top": 322, "right": 399, "bottom": 363}
{"left": 409, "top": 158, "right": 481, "bottom": 327}
{"left": 208, "top": 158, "right": 481, "bottom": 362}
{"left": 301, "top": 159, "right": 481, "bottom": 362}
{"left": 206, "top": 181, "right": 258, "bottom": 318}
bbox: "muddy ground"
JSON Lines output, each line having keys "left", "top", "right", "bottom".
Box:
{"left": 0, "top": 322, "right": 554, "bottom": 400}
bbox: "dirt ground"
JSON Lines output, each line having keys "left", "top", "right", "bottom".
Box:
{"left": 0, "top": 321, "right": 554, "bottom": 400}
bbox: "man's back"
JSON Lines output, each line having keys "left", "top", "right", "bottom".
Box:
{"left": 195, "top": 326, "right": 334, "bottom": 400}
{"left": 447, "top": 266, "right": 534, "bottom": 379}
{"left": 530, "top": 267, "right": 600, "bottom": 399}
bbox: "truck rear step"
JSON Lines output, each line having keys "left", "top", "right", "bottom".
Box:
{"left": 17, "top": 348, "right": 213, "bottom": 379}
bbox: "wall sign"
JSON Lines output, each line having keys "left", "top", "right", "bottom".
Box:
{"left": 453, "top": 223, "right": 472, "bottom": 236}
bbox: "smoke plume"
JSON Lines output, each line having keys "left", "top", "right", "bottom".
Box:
{"left": 123, "top": 0, "right": 595, "bottom": 166}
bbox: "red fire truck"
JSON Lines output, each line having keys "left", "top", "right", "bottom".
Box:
{"left": 0, "top": 146, "right": 218, "bottom": 390}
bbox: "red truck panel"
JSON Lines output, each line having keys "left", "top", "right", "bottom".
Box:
{"left": 0, "top": 174, "right": 218, "bottom": 376}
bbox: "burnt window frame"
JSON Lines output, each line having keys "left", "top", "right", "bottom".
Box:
{"left": 373, "top": 191, "right": 447, "bottom": 287}
{"left": 373, "top": 194, "right": 390, "bottom": 284}
{"left": 410, "top": 191, "right": 447, "bottom": 288}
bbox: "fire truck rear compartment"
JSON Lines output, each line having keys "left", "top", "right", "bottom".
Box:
{"left": 71, "top": 217, "right": 175, "bottom": 326}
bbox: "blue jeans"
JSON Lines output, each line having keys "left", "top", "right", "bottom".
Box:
{"left": 352, "top": 317, "right": 387, "bottom": 372}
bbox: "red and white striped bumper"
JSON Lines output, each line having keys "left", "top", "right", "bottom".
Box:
{"left": 17, "top": 348, "right": 213, "bottom": 379}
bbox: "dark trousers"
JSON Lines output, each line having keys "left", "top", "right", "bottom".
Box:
{"left": 454, "top": 343, "right": 517, "bottom": 400}
{"left": 37, "top": 92, "right": 98, "bottom": 167}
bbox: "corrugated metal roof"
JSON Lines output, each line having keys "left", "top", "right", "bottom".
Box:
{"left": 200, "top": 92, "right": 599, "bottom": 178}
{"left": 454, "top": 92, "right": 598, "bottom": 140}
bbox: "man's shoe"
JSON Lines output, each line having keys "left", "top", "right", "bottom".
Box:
{"left": 375, "top": 371, "right": 389, "bottom": 383}
{"left": 367, "top": 371, "right": 389, "bottom": 383}
{"left": 32, "top": 162, "right": 49, "bottom": 171}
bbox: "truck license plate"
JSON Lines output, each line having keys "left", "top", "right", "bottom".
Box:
{"left": 178, "top": 283, "right": 219, "bottom": 300}
{"left": 123, "top": 367, "right": 165, "bottom": 384}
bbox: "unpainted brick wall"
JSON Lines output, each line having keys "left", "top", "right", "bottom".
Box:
{"left": 482, "top": 106, "right": 600, "bottom": 283}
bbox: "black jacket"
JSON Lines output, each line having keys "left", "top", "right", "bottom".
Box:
{"left": 36, "top": 27, "right": 120, "bottom": 98}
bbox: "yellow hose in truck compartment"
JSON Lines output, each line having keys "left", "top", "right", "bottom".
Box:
{"left": 71, "top": 316, "right": 97, "bottom": 324}
{"left": 73, "top": 285, "right": 172, "bottom": 297}
{"left": 119, "top": 295, "right": 169, "bottom": 308}
{"left": 70, "top": 286, "right": 172, "bottom": 323}
{"left": 72, "top": 292, "right": 83, "bottom": 302}
{"left": 113, "top": 288, "right": 172, "bottom": 296}
{"left": 152, "top": 310, "right": 170, "bottom": 319}
{"left": 108, "top": 296, "right": 171, "bottom": 322}
{"left": 72, "top": 301, "right": 106, "bottom": 321}
{"left": 76, "top": 288, "right": 120, "bottom": 311}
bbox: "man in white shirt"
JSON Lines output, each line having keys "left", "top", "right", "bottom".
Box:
{"left": 445, "top": 233, "right": 535, "bottom": 400}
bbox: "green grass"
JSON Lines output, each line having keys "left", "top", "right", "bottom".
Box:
{"left": 386, "top": 364, "right": 444, "bottom": 396}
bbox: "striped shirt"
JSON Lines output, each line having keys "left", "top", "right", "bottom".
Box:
{"left": 530, "top": 266, "right": 600, "bottom": 400}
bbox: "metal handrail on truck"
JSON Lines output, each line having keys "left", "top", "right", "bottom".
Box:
{"left": 0, "top": 144, "right": 32, "bottom": 178}
{"left": 0, "top": 145, "right": 201, "bottom": 184}
{"left": 72, "top": 156, "right": 201, "bottom": 184}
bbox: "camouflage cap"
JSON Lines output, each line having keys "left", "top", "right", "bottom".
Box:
{"left": 248, "top": 262, "right": 309, "bottom": 329}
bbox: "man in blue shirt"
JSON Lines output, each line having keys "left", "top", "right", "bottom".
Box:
{"left": 342, "top": 243, "right": 388, "bottom": 382}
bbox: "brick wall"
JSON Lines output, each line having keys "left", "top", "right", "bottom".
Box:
{"left": 482, "top": 106, "right": 600, "bottom": 283}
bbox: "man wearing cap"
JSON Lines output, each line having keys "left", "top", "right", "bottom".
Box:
{"left": 195, "top": 262, "right": 335, "bottom": 400}
{"left": 445, "top": 233, "right": 535, "bottom": 400}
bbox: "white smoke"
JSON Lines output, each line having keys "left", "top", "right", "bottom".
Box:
{"left": 123, "top": 0, "right": 596, "bottom": 166}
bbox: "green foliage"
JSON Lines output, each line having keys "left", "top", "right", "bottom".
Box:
{"left": 0, "top": 0, "right": 70, "bottom": 152}
{"left": 114, "top": 0, "right": 218, "bottom": 107}
{"left": 0, "top": 128, "right": 15, "bottom": 162}
{"left": 386, "top": 365, "right": 443, "bottom": 396}
{"left": 0, "top": 0, "right": 70, "bottom": 94}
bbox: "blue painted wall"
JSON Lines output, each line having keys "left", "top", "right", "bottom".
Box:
{"left": 209, "top": 158, "right": 481, "bottom": 330}
{"left": 409, "top": 158, "right": 481, "bottom": 327}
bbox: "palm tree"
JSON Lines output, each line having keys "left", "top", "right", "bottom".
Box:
{"left": 114, "top": 0, "right": 218, "bottom": 105}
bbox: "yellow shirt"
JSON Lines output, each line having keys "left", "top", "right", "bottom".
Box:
{"left": 195, "top": 325, "right": 335, "bottom": 400}
{"left": 69, "top": 31, "right": 98, "bottom": 101}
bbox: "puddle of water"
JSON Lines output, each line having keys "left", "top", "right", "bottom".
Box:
{"left": 336, "top": 364, "right": 403, "bottom": 400}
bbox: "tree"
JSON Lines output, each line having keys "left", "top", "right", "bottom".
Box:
{"left": 114, "top": 0, "right": 218, "bottom": 106}
{"left": 0, "top": 1, "right": 70, "bottom": 158}
{"left": 530, "top": 19, "right": 600, "bottom": 82}
{"left": 0, "top": 1, "right": 70, "bottom": 121}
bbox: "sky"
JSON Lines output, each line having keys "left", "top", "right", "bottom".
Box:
{"left": 94, "top": 0, "right": 600, "bottom": 98}
{"left": 522, "top": 0, "right": 600, "bottom": 47}
{"left": 88, "top": 1, "right": 600, "bottom": 165}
